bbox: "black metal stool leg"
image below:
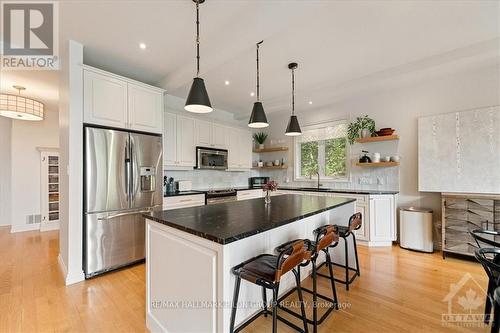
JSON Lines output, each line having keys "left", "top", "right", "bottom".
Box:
{"left": 344, "top": 236, "right": 349, "bottom": 291}
{"left": 230, "top": 276, "right": 241, "bottom": 333}
{"left": 262, "top": 286, "right": 268, "bottom": 317}
{"left": 492, "top": 300, "right": 500, "bottom": 333}
{"left": 486, "top": 280, "right": 494, "bottom": 324}
{"left": 312, "top": 259, "right": 318, "bottom": 333}
{"left": 325, "top": 251, "right": 339, "bottom": 309}
{"left": 293, "top": 269, "right": 309, "bottom": 333}
{"left": 352, "top": 234, "right": 360, "bottom": 277}
{"left": 272, "top": 283, "right": 280, "bottom": 333}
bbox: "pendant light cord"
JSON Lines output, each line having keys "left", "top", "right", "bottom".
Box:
{"left": 195, "top": 1, "right": 200, "bottom": 77}
{"left": 256, "top": 40, "right": 263, "bottom": 101}
{"left": 291, "top": 68, "right": 295, "bottom": 115}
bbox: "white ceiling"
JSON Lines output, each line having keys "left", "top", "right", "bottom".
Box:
{"left": 3, "top": 1, "right": 499, "bottom": 117}
{"left": 0, "top": 70, "right": 59, "bottom": 111}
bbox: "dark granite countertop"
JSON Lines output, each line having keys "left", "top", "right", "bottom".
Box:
{"left": 277, "top": 186, "right": 399, "bottom": 195}
{"left": 146, "top": 194, "right": 355, "bottom": 245}
{"left": 163, "top": 190, "right": 206, "bottom": 197}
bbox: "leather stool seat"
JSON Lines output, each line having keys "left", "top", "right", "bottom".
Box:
{"left": 240, "top": 254, "right": 278, "bottom": 283}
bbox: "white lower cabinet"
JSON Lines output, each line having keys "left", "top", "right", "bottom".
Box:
{"left": 163, "top": 194, "right": 205, "bottom": 210}
{"left": 369, "top": 195, "right": 397, "bottom": 245}
{"left": 236, "top": 189, "right": 263, "bottom": 200}
{"left": 277, "top": 190, "right": 397, "bottom": 246}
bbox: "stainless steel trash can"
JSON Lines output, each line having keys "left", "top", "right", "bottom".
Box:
{"left": 400, "top": 207, "right": 433, "bottom": 253}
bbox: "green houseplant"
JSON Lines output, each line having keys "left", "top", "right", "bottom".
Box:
{"left": 253, "top": 132, "right": 268, "bottom": 149}
{"left": 347, "top": 115, "right": 376, "bottom": 144}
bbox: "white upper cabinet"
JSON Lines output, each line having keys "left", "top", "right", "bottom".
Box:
{"left": 83, "top": 66, "right": 164, "bottom": 134}
{"left": 195, "top": 120, "right": 229, "bottom": 149}
{"left": 163, "top": 113, "right": 177, "bottom": 167}
{"left": 163, "top": 113, "right": 196, "bottom": 169}
{"left": 176, "top": 116, "right": 196, "bottom": 167}
{"left": 227, "top": 128, "right": 252, "bottom": 169}
{"left": 128, "top": 83, "right": 163, "bottom": 133}
{"left": 164, "top": 113, "right": 250, "bottom": 170}
{"left": 212, "top": 123, "right": 228, "bottom": 149}
{"left": 195, "top": 119, "right": 213, "bottom": 147}
{"left": 83, "top": 69, "right": 127, "bottom": 128}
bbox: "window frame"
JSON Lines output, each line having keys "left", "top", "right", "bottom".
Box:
{"left": 293, "top": 119, "right": 350, "bottom": 183}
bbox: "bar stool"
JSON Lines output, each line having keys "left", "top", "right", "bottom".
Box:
{"left": 277, "top": 225, "right": 340, "bottom": 333}
{"left": 470, "top": 229, "right": 500, "bottom": 324}
{"left": 475, "top": 247, "right": 500, "bottom": 329}
{"left": 317, "top": 212, "right": 362, "bottom": 290}
{"left": 492, "top": 287, "right": 500, "bottom": 333}
{"left": 229, "top": 239, "right": 312, "bottom": 333}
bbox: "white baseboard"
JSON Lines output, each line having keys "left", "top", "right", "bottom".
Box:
{"left": 58, "top": 253, "right": 68, "bottom": 278}
{"left": 10, "top": 223, "right": 40, "bottom": 233}
{"left": 65, "top": 269, "right": 85, "bottom": 285}
{"left": 58, "top": 253, "right": 85, "bottom": 285}
{"left": 40, "top": 221, "right": 59, "bottom": 232}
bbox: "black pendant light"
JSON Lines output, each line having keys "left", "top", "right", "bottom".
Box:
{"left": 248, "top": 41, "right": 269, "bottom": 128}
{"left": 185, "top": 0, "right": 213, "bottom": 113}
{"left": 285, "top": 62, "right": 302, "bottom": 136}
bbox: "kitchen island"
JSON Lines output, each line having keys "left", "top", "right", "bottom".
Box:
{"left": 145, "top": 194, "right": 356, "bottom": 333}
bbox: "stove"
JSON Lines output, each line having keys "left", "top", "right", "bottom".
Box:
{"left": 206, "top": 188, "right": 237, "bottom": 205}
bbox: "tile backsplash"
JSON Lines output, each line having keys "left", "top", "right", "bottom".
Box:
{"left": 164, "top": 163, "right": 399, "bottom": 191}
{"left": 164, "top": 169, "right": 259, "bottom": 190}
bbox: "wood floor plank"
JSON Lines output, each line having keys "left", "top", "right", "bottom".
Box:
{"left": 0, "top": 226, "right": 491, "bottom": 332}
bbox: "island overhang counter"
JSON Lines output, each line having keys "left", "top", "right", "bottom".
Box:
{"left": 145, "top": 194, "right": 356, "bottom": 333}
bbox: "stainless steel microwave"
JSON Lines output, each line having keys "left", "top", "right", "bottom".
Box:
{"left": 196, "top": 147, "right": 228, "bottom": 170}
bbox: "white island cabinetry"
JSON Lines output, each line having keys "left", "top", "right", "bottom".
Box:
{"left": 145, "top": 195, "right": 355, "bottom": 333}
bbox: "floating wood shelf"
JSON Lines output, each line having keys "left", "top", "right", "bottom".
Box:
{"left": 253, "top": 147, "right": 289, "bottom": 153}
{"left": 252, "top": 165, "right": 288, "bottom": 170}
{"left": 355, "top": 162, "right": 400, "bottom": 167}
{"left": 354, "top": 135, "right": 399, "bottom": 143}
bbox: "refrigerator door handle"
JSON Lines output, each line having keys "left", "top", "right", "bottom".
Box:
{"left": 125, "top": 140, "right": 131, "bottom": 204}
{"left": 97, "top": 207, "right": 158, "bottom": 221}
{"left": 130, "top": 136, "right": 135, "bottom": 203}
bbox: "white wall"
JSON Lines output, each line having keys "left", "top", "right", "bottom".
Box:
{"left": 10, "top": 110, "right": 59, "bottom": 232}
{"left": 58, "top": 40, "right": 85, "bottom": 285}
{"left": 262, "top": 63, "right": 500, "bottom": 228}
{"left": 0, "top": 117, "right": 11, "bottom": 226}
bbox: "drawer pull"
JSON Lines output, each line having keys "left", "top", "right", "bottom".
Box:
{"left": 180, "top": 199, "right": 193, "bottom": 202}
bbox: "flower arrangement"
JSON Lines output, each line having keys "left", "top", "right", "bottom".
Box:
{"left": 262, "top": 180, "right": 278, "bottom": 192}
{"left": 262, "top": 180, "right": 278, "bottom": 205}
{"left": 347, "top": 115, "right": 376, "bottom": 144}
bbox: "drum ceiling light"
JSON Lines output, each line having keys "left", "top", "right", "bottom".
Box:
{"left": 0, "top": 85, "right": 44, "bottom": 121}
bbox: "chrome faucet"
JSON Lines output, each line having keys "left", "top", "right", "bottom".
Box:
{"left": 309, "top": 170, "right": 323, "bottom": 189}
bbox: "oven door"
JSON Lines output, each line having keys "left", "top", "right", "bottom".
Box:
{"left": 196, "top": 147, "right": 228, "bottom": 170}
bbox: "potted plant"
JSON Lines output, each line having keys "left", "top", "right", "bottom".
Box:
{"left": 347, "top": 115, "right": 376, "bottom": 144}
{"left": 253, "top": 132, "right": 268, "bottom": 149}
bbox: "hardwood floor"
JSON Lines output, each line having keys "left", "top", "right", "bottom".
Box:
{"left": 0, "top": 226, "right": 490, "bottom": 332}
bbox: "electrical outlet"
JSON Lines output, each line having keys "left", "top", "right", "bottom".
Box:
{"left": 359, "top": 177, "right": 371, "bottom": 185}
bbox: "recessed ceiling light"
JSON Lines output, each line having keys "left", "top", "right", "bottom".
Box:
{"left": 308, "top": 101, "right": 313, "bottom": 105}
{"left": 224, "top": 80, "right": 230, "bottom": 85}
{"left": 250, "top": 92, "right": 255, "bottom": 97}
{"left": 139, "top": 43, "right": 146, "bottom": 49}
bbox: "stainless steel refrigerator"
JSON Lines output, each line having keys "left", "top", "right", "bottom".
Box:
{"left": 84, "top": 126, "right": 162, "bottom": 278}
